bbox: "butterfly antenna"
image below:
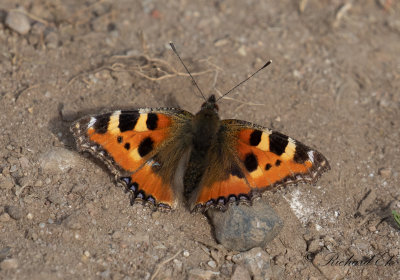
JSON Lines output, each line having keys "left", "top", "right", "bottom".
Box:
{"left": 216, "top": 60, "right": 272, "bottom": 102}
{"left": 169, "top": 42, "right": 206, "bottom": 101}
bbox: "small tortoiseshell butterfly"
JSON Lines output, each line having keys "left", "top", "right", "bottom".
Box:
{"left": 71, "top": 44, "right": 330, "bottom": 212}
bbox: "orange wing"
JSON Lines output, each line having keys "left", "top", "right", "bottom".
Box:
{"left": 193, "top": 119, "right": 330, "bottom": 211}
{"left": 71, "top": 108, "right": 193, "bottom": 210}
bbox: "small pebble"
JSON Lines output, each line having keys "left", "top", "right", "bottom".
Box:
{"left": 9, "top": 165, "right": 18, "bottom": 173}
{"left": 39, "top": 148, "right": 82, "bottom": 174}
{"left": 18, "top": 157, "right": 30, "bottom": 170}
{"left": 368, "top": 225, "right": 376, "bottom": 232}
{"left": 188, "top": 268, "right": 219, "bottom": 279}
{"left": 207, "top": 260, "right": 217, "bottom": 268}
{"left": 34, "top": 180, "right": 43, "bottom": 187}
{"left": 0, "top": 258, "right": 19, "bottom": 270}
{"left": 378, "top": 168, "right": 391, "bottom": 178}
{"left": 5, "top": 205, "right": 23, "bottom": 220}
{"left": 84, "top": 250, "right": 90, "bottom": 257}
{"left": 183, "top": 250, "right": 190, "bottom": 257}
{"left": 0, "top": 176, "right": 14, "bottom": 190}
{"left": 214, "top": 38, "right": 229, "bottom": 47}
{"left": 0, "top": 213, "right": 11, "bottom": 222}
{"left": 26, "top": 213, "right": 33, "bottom": 220}
{"left": 39, "top": 222, "right": 46, "bottom": 228}
{"left": 45, "top": 31, "right": 58, "bottom": 49}
{"left": 237, "top": 45, "right": 247, "bottom": 56}
{"left": 5, "top": 10, "right": 31, "bottom": 35}
{"left": 173, "top": 259, "right": 183, "bottom": 272}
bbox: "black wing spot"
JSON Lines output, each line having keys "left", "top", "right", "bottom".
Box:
{"left": 265, "top": 163, "right": 272, "bottom": 170}
{"left": 117, "top": 136, "right": 123, "bottom": 143}
{"left": 269, "top": 132, "right": 288, "bottom": 155}
{"left": 124, "top": 143, "right": 131, "bottom": 150}
{"left": 138, "top": 137, "right": 154, "bottom": 157}
{"left": 93, "top": 114, "right": 111, "bottom": 134}
{"left": 146, "top": 113, "right": 158, "bottom": 130}
{"left": 249, "top": 130, "right": 262, "bottom": 146}
{"left": 231, "top": 164, "right": 245, "bottom": 178}
{"left": 119, "top": 111, "right": 139, "bottom": 132}
{"left": 275, "top": 159, "right": 281, "bottom": 166}
{"left": 244, "top": 153, "right": 258, "bottom": 172}
{"left": 294, "top": 145, "right": 310, "bottom": 163}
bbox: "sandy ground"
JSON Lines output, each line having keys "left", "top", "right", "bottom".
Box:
{"left": 0, "top": 0, "right": 399, "bottom": 279}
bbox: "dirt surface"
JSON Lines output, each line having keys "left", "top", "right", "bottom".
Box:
{"left": 0, "top": 0, "right": 399, "bottom": 279}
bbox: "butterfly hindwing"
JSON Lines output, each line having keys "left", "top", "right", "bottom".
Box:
{"left": 71, "top": 108, "right": 193, "bottom": 210}
{"left": 192, "top": 119, "right": 330, "bottom": 210}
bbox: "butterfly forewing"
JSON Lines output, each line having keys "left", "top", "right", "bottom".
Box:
{"left": 71, "top": 108, "right": 193, "bottom": 209}
{"left": 191, "top": 119, "right": 330, "bottom": 210}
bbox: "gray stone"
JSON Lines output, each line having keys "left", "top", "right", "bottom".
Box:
{"left": 5, "top": 10, "right": 31, "bottom": 35}
{"left": 231, "top": 248, "right": 272, "bottom": 280}
{"left": 207, "top": 201, "right": 283, "bottom": 251}
{"left": 0, "top": 247, "right": 11, "bottom": 261}
{"left": 231, "top": 265, "right": 251, "bottom": 280}
{"left": 39, "top": 147, "right": 82, "bottom": 174}
{"left": 45, "top": 31, "right": 59, "bottom": 49}
{"left": 5, "top": 205, "right": 23, "bottom": 220}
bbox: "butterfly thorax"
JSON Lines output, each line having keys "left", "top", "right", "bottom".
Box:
{"left": 191, "top": 95, "right": 220, "bottom": 151}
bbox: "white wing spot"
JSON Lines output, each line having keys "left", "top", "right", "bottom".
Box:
{"left": 307, "top": 150, "right": 315, "bottom": 163}
{"left": 88, "top": 117, "right": 96, "bottom": 128}
{"left": 112, "top": 110, "right": 121, "bottom": 117}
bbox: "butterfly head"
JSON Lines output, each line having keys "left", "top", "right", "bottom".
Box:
{"left": 201, "top": 95, "right": 219, "bottom": 113}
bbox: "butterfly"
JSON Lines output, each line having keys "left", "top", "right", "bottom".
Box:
{"left": 71, "top": 46, "right": 330, "bottom": 212}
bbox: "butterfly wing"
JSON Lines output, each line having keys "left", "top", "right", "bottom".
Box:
{"left": 71, "top": 108, "right": 193, "bottom": 210}
{"left": 192, "top": 119, "right": 330, "bottom": 211}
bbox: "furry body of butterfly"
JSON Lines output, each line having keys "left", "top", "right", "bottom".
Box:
{"left": 71, "top": 94, "right": 330, "bottom": 211}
